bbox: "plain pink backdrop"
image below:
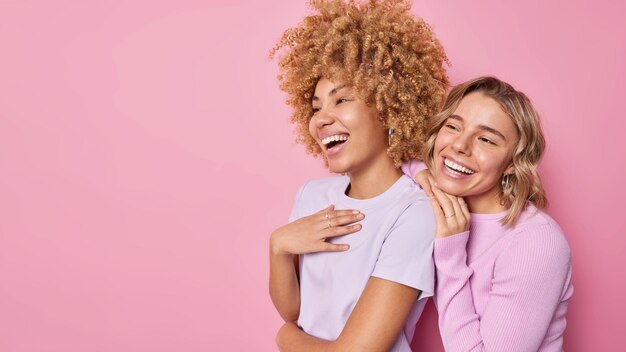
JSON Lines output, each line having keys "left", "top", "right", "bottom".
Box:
{"left": 1, "top": 0, "right": 624, "bottom": 351}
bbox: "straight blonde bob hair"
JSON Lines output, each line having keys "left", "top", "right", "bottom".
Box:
{"left": 424, "top": 76, "right": 548, "bottom": 226}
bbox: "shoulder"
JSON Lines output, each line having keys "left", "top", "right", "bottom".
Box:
{"left": 390, "top": 178, "right": 436, "bottom": 234}
{"left": 389, "top": 176, "right": 434, "bottom": 220}
{"left": 395, "top": 175, "right": 431, "bottom": 205}
{"left": 511, "top": 205, "right": 568, "bottom": 245}
{"left": 399, "top": 195, "right": 435, "bottom": 223}
{"left": 505, "top": 205, "right": 571, "bottom": 263}
{"left": 492, "top": 206, "right": 572, "bottom": 289}
{"left": 289, "top": 176, "right": 347, "bottom": 221}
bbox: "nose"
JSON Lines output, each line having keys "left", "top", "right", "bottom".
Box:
{"left": 451, "top": 132, "right": 471, "bottom": 155}
{"left": 311, "top": 107, "right": 335, "bottom": 129}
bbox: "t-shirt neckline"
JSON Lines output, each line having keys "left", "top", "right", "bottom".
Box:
{"left": 336, "top": 175, "right": 411, "bottom": 210}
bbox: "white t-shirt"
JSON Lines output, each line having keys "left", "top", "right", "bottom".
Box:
{"left": 289, "top": 175, "right": 435, "bottom": 351}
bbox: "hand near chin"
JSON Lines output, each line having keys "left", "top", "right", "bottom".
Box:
{"left": 414, "top": 169, "right": 436, "bottom": 197}
{"left": 270, "top": 205, "right": 365, "bottom": 256}
{"left": 429, "top": 186, "right": 470, "bottom": 238}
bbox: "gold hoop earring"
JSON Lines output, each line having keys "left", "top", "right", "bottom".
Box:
{"left": 502, "top": 174, "right": 511, "bottom": 192}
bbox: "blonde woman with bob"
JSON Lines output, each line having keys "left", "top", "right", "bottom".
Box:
{"left": 406, "top": 76, "right": 573, "bottom": 351}
{"left": 269, "top": 0, "right": 448, "bottom": 350}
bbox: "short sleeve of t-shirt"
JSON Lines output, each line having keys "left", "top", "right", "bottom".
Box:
{"left": 288, "top": 183, "right": 307, "bottom": 223}
{"left": 371, "top": 201, "right": 435, "bottom": 299}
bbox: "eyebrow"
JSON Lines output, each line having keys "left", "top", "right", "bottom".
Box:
{"left": 312, "top": 84, "right": 348, "bottom": 102}
{"left": 448, "top": 114, "right": 508, "bottom": 141}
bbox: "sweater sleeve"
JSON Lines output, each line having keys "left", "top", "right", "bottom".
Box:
{"left": 400, "top": 160, "right": 428, "bottom": 180}
{"left": 434, "top": 224, "right": 572, "bottom": 352}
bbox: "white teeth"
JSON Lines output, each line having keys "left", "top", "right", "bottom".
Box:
{"left": 322, "top": 134, "right": 349, "bottom": 145}
{"left": 444, "top": 158, "right": 475, "bottom": 175}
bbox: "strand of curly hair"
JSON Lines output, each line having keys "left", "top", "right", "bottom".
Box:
{"left": 271, "top": 0, "right": 449, "bottom": 166}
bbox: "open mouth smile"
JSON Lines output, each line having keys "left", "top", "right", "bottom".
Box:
{"left": 444, "top": 157, "right": 476, "bottom": 175}
{"left": 322, "top": 134, "right": 349, "bottom": 151}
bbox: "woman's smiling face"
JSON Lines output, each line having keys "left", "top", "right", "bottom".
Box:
{"left": 433, "top": 92, "right": 519, "bottom": 213}
{"left": 309, "top": 78, "right": 388, "bottom": 176}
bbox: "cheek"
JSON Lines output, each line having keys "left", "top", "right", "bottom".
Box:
{"left": 475, "top": 151, "right": 510, "bottom": 176}
{"left": 356, "top": 112, "right": 385, "bottom": 143}
{"left": 433, "top": 130, "right": 451, "bottom": 153}
{"left": 369, "top": 123, "right": 386, "bottom": 143}
{"left": 308, "top": 118, "right": 316, "bottom": 138}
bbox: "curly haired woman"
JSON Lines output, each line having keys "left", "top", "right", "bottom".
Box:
{"left": 268, "top": 0, "right": 448, "bottom": 351}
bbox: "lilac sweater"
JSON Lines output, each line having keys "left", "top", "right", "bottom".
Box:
{"left": 402, "top": 161, "right": 573, "bottom": 351}
{"left": 435, "top": 207, "right": 573, "bottom": 351}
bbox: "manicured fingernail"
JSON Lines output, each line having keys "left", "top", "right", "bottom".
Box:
{"left": 352, "top": 210, "right": 359, "bottom": 214}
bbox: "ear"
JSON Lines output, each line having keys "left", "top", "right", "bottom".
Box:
{"left": 504, "top": 165, "right": 515, "bottom": 176}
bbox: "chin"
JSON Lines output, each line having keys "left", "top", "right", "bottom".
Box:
{"left": 434, "top": 178, "right": 467, "bottom": 197}
{"left": 327, "top": 162, "right": 349, "bottom": 175}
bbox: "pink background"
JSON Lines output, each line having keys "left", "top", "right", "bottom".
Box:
{"left": 1, "top": 0, "right": 624, "bottom": 351}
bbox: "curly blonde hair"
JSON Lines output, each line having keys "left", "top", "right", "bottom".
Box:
{"left": 270, "top": 0, "right": 449, "bottom": 166}
{"left": 424, "top": 77, "right": 548, "bottom": 226}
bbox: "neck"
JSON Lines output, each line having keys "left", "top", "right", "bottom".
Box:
{"left": 465, "top": 189, "right": 508, "bottom": 214}
{"left": 346, "top": 155, "right": 402, "bottom": 199}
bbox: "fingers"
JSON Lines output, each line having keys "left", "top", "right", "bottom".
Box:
{"left": 427, "top": 173, "right": 436, "bottom": 195}
{"left": 315, "top": 205, "right": 360, "bottom": 220}
{"left": 459, "top": 197, "right": 470, "bottom": 220}
{"left": 430, "top": 186, "right": 472, "bottom": 238}
{"left": 415, "top": 170, "right": 435, "bottom": 197}
{"left": 318, "top": 223, "right": 363, "bottom": 251}
{"left": 429, "top": 197, "right": 447, "bottom": 230}
{"left": 319, "top": 242, "right": 351, "bottom": 252}
{"left": 314, "top": 206, "right": 364, "bottom": 230}
{"left": 431, "top": 186, "right": 455, "bottom": 218}
{"left": 307, "top": 205, "right": 365, "bottom": 253}
{"left": 447, "top": 193, "right": 463, "bottom": 220}
{"left": 327, "top": 209, "right": 362, "bottom": 218}
{"left": 331, "top": 212, "right": 365, "bottom": 227}
{"left": 456, "top": 197, "right": 470, "bottom": 231}
{"left": 441, "top": 192, "right": 469, "bottom": 226}
{"left": 323, "top": 223, "right": 362, "bottom": 238}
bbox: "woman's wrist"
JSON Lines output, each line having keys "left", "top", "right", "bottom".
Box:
{"left": 435, "top": 230, "right": 469, "bottom": 239}
{"left": 270, "top": 230, "right": 290, "bottom": 256}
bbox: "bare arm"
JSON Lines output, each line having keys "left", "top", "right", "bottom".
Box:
{"left": 274, "top": 197, "right": 435, "bottom": 350}
{"left": 276, "top": 277, "right": 420, "bottom": 352}
{"left": 269, "top": 247, "right": 300, "bottom": 322}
